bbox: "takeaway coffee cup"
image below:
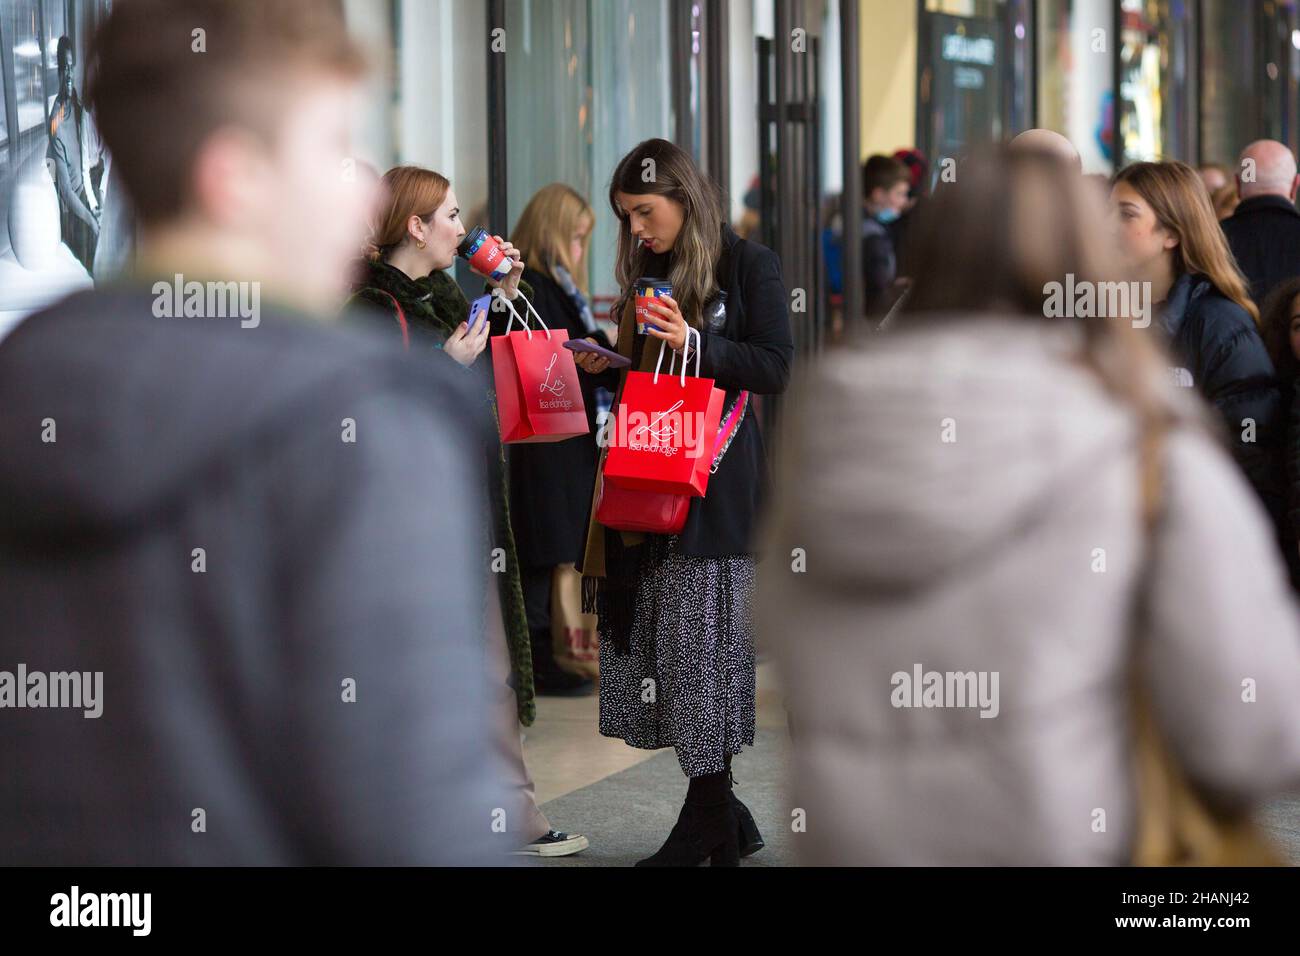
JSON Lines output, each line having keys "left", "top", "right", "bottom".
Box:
{"left": 635, "top": 277, "right": 671, "bottom": 334}
{"left": 458, "top": 226, "right": 514, "bottom": 283}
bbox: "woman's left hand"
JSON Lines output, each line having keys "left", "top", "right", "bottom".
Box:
{"left": 644, "top": 295, "right": 689, "bottom": 352}
{"left": 483, "top": 235, "right": 526, "bottom": 298}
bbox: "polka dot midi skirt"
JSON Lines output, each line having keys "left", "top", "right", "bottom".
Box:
{"left": 595, "top": 533, "right": 757, "bottom": 778}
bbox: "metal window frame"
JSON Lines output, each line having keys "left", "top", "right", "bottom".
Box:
{"left": 704, "top": 0, "right": 730, "bottom": 189}
{"left": 487, "top": 0, "right": 507, "bottom": 234}
{"left": 1112, "top": 0, "right": 1124, "bottom": 170}
{"left": 0, "top": 11, "right": 16, "bottom": 161}
{"left": 840, "top": 0, "right": 864, "bottom": 330}
{"left": 670, "top": 0, "right": 695, "bottom": 158}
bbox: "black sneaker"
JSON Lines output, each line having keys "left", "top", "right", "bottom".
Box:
{"left": 514, "top": 829, "right": 590, "bottom": 857}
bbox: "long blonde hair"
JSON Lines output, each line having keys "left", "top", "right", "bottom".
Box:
{"left": 511, "top": 183, "right": 593, "bottom": 294}
{"left": 607, "top": 138, "right": 724, "bottom": 328}
{"left": 1114, "top": 161, "right": 1260, "bottom": 326}
{"left": 366, "top": 165, "right": 450, "bottom": 262}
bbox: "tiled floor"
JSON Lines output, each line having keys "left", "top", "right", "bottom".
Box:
{"left": 522, "top": 660, "right": 1300, "bottom": 866}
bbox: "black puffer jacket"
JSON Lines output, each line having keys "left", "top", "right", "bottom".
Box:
{"left": 1160, "top": 272, "right": 1285, "bottom": 527}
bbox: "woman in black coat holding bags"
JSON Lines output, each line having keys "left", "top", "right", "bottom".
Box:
{"left": 501, "top": 183, "right": 614, "bottom": 694}
{"left": 573, "top": 138, "right": 794, "bottom": 866}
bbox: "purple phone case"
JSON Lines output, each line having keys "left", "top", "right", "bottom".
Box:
{"left": 468, "top": 294, "right": 492, "bottom": 332}
{"left": 563, "top": 339, "right": 631, "bottom": 367}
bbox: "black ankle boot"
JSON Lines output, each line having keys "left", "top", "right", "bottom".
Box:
{"left": 730, "top": 792, "right": 765, "bottom": 858}
{"left": 721, "top": 756, "right": 764, "bottom": 858}
{"left": 636, "top": 770, "right": 740, "bottom": 867}
{"left": 634, "top": 800, "right": 739, "bottom": 867}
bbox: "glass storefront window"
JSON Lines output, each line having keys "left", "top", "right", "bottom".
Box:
{"left": 6, "top": 0, "right": 46, "bottom": 133}
{"left": 42, "top": 0, "right": 66, "bottom": 115}
{"left": 1199, "top": 0, "right": 1256, "bottom": 166}
{"left": 0, "top": 63, "right": 8, "bottom": 152}
{"left": 1259, "top": 0, "right": 1300, "bottom": 156}
{"left": 503, "top": 0, "right": 671, "bottom": 301}
{"left": 918, "top": 0, "right": 1032, "bottom": 172}
{"left": 1117, "top": 0, "right": 1196, "bottom": 164}
{"left": 1037, "top": 0, "right": 1115, "bottom": 172}
{"left": 504, "top": 0, "right": 593, "bottom": 225}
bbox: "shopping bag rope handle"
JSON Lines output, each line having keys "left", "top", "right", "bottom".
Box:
{"left": 500, "top": 289, "right": 551, "bottom": 339}
{"left": 653, "top": 326, "right": 701, "bottom": 386}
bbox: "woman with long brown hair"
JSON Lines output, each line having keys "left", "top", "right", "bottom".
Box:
{"left": 757, "top": 146, "right": 1300, "bottom": 864}
{"left": 573, "top": 138, "right": 794, "bottom": 866}
{"left": 1111, "top": 160, "right": 1285, "bottom": 549}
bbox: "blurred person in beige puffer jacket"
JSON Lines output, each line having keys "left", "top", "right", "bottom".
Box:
{"left": 758, "top": 147, "right": 1300, "bottom": 866}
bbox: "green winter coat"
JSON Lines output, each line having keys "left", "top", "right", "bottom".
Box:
{"left": 348, "top": 258, "right": 536, "bottom": 726}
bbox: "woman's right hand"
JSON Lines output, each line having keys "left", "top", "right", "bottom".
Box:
{"left": 572, "top": 338, "right": 612, "bottom": 375}
{"left": 443, "top": 320, "right": 490, "bottom": 367}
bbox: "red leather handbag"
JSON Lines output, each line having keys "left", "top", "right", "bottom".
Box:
{"left": 594, "top": 472, "right": 691, "bottom": 534}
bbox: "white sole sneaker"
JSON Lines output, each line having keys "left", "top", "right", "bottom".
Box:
{"left": 513, "top": 833, "right": 590, "bottom": 857}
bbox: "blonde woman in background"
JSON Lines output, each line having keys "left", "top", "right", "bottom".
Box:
{"left": 505, "top": 184, "right": 614, "bottom": 695}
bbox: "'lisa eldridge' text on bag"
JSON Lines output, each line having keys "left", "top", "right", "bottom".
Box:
{"left": 490, "top": 291, "right": 589, "bottom": 443}
{"left": 595, "top": 328, "right": 748, "bottom": 534}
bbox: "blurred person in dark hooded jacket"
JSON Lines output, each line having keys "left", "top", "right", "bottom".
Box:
{"left": 0, "top": 0, "right": 511, "bottom": 865}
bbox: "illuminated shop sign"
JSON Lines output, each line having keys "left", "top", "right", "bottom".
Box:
{"left": 942, "top": 33, "right": 996, "bottom": 66}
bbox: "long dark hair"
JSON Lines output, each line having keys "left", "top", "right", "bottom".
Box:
{"left": 1259, "top": 277, "right": 1300, "bottom": 383}
{"left": 607, "top": 138, "right": 724, "bottom": 329}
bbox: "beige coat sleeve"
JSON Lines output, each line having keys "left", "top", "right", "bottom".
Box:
{"left": 1146, "top": 428, "right": 1300, "bottom": 813}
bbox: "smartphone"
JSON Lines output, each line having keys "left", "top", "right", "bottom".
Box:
{"left": 563, "top": 338, "right": 631, "bottom": 368}
{"left": 467, "top": 294, "right": 492, "bottom": 333}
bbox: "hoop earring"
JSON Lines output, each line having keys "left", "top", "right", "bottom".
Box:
{"left": 416, "top": 239, "right": 426, "bottom": 249}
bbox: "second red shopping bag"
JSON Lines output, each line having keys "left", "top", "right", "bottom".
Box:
{"left": 490, "top": 292, "right": 589, "bottom": 443}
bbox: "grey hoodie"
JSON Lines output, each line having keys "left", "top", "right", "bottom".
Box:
{"left": 758, "top": 317, "right": 1300, "bottom": 865}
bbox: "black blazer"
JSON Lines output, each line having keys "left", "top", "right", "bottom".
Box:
{"left": 496, "top": 266, "right": 611, "bottom": 567}
{"left": 1221, "top": 195, "right": 1300, "bottom": 306}
{"left": 627, "top": 225, "right": 795, "bottom": 558}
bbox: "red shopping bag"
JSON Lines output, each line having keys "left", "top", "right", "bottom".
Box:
{"left": 603, "top": 329, "right": 724, "bottom": 497}
{"left": 594, "top": 382, "right": 751, "bottom": 533}
{"left": 490, "top": 293, "right": 588, "bottom": 443}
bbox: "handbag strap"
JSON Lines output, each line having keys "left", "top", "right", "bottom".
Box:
{"left": 375, "top": 289, "right": 409, "bottom": 351}
{"left": 1128, "top": 415, "right": 1279, "bottom": 865}
{"left": 710, "top": 390, "right": 750, "bottom": 474}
